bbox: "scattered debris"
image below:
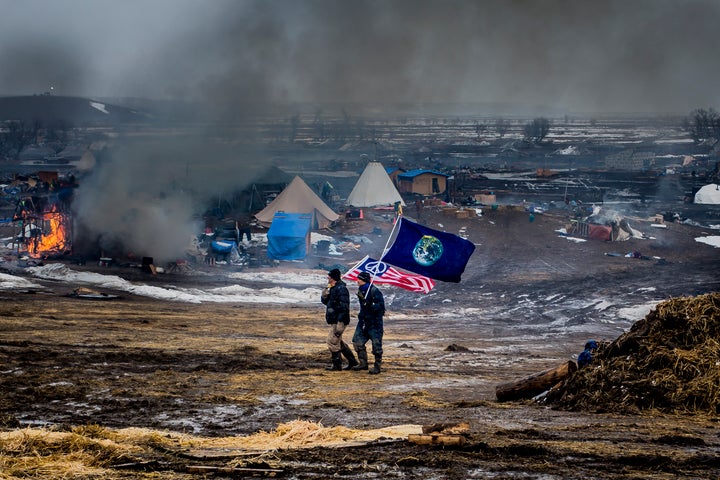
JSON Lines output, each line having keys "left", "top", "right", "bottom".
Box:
{"left": 67, "top": 287, "right": 120, "bottom": 300}
{"left": 408, "top": 422, "right": 470, "bottom": 446}
{"left": 445, "top": 343, "right": 471, "bottom": 352}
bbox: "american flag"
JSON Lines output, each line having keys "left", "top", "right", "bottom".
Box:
{"left": 343, "top": 256, "right": 435, "bottom": 294}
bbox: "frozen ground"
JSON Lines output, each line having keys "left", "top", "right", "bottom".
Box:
{"left": 2, "top": 204, "right": 720, "bottom": 478}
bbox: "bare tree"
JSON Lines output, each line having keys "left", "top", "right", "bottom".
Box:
{"left": 523, "top": 117, "right": 551, "bottom": 144}
{"left": 312, "top": 108, "right": 325, "bottom": 141}
{"left": 687, "top": 108, "right": 720, "bottom": 143}
{"left": 495, "top": 118, "right": 510, "bottom": 138}
{"left": 2, "top": 120, "right": 38, "bottom": 159}
{"left": 475, "top": 121, "right": 488, "bottom": 140}
{"left": 288, "top": 114, "right": 300, "bottom": 143}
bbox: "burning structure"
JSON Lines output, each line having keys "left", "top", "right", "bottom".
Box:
{"left": 12, "top": 195, "right": 72, "bottom": 258}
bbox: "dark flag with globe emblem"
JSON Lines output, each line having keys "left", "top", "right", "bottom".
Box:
{"left": 381, "top": 217, "right": 475, "bottom": 283}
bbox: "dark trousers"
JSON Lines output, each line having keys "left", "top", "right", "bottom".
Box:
{"left": 352, "top": 324, "right": 383, "bottom": 357}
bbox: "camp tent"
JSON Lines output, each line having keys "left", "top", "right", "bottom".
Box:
{"left": 267, "top": 212, "right": 312, "bottom": 260}
{"left": 255, "top": 176, "right": 339, "bottom": 229}
{"left": 694, "top": 184, "right": 720, "bottom": 204}
{"left": 244, "top": 166, "right": 294, "bottom": 212}
{"left": 346, "top": 161, "right": 405, "bottom": 207}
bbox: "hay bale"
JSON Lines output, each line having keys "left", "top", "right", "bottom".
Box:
{"left": 546, "top": 292, "right": 720, "bottom": 416}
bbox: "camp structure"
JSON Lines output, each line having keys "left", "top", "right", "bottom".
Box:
{"left": 266, "top": 212, "right": 312, "bottom": 261}
{"left": 243, "top": 166, "right": 294, "bottom": 213}
{"left": 397, "top": 169, "right": 450, "bottom": 196}
{"left": 12, "top": 195, "right": 72, "bottom": 258}
{"left": 346, "top": 161, "right": 405, "bottom": 207}
{"left": 569, "top": 207, "right": 644, "bottom": 242}
{"left": 694, "top": 183, "right": 720, "bottom": 204}
{"left": 569, "top": 219, "right": 641, "bottom": 242}
{"left": 255, "top": 176, "right": 339, "bottom": 229}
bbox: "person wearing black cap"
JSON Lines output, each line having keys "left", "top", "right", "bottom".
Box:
{"left": 352, "top": 271, "right": 385, "bottom": 374}
{"left": 321, "top": 268, "right": 358, "bottom": 371}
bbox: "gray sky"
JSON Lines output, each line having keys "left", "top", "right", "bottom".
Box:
{"left": 1, "top": 0, "right": 718, "bottom": 115}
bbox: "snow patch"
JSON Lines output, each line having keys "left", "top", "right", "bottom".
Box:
{"left": 89, "top": 101, "right": 109, "bottom": 114}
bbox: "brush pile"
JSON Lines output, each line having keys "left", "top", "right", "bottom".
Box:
{"left": 548, "top": 292, "right": 720, "bottom": 416}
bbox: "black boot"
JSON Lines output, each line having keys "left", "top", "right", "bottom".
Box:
{"left": 326, "top": 351, "right": 342, "bottom": 371}
{"left": 368, "top": 355, "right": 382, "bottom": 375}
{"left": 340, "top": 341, "right": 358, "bottom": 370}
{"left": 351, "top": 347, "right": 368, "bottom": 371}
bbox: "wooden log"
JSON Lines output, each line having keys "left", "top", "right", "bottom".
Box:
{"left": 495, "top": 360, "right": 577, "bottom": 402}
{"left": 186, "top": 465, "right": 283, "bottom": 476}
{"left": 408, "top": 434, "right": 466, "bottom": 446}
{"left": 422, "top": 422, "right": 470, "bottom": 435}
{"left": 111, "top": 460, "right": 161, "bottom": 471}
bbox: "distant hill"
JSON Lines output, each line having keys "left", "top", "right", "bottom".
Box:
{"left": 0, "top": 95, "right": 152, "bottom": 126}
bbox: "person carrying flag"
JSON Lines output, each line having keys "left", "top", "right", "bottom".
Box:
{"left": 321, "top": 269, "right": 358, "bottom": 371}
{"left": 352, "top": 271, "right": 385, "bottom": 374}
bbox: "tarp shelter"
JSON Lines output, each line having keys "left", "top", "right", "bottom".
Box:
{"left": 346, "top": 161, "right": 405, "bottom": 207}
{"left": 255, "top": 176, "right": 339, "bottom": 229}
{"left": 267, "top": 213, "right": 312, "bottom": 260}
{"left": 588, "top": 223, "right": 612, "bottom": 241}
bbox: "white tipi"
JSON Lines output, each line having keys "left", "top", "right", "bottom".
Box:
{"left": 346, "top": 162, "right": 405, "bottom": 207}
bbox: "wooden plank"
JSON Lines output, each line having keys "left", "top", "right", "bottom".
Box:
{"left": 186, "top": 465, "right": 283, "bottom": 476}
{"left": 422, "top": 422, "right": 470, "bottom": 435}
{"left": 408, "top": 434, "right": 466, "bottom": 446}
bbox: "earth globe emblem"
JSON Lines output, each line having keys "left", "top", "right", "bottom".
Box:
{"left": 412, "top": 235, "right": 443, "bottom": 266}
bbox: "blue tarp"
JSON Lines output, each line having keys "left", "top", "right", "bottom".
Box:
{"left": 211, "top": 240, "right": 237, "bottom": 253}
{"left": 267, "top": 212, "right": 312, "bottom": 260}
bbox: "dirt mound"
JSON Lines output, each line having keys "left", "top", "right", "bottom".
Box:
{"left": 548, "top": 292, "right": 720, "bottom": 415}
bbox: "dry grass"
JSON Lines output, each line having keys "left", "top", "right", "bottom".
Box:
{"left": 0, "top": 421, "right": 421, "bottom": 479}
{"left": 0, "top": 425, "right": 142, "bottom": 478}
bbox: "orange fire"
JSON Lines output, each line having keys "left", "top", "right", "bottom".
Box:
{"left": 32, "top": 211, "right": 69, "bottom": 256}
{"left": 14, "top": 197, "right": 72, "bottom": 257}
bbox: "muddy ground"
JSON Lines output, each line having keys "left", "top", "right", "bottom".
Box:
{"left": 1, "top": 206, "right": 720, "bottom": 479}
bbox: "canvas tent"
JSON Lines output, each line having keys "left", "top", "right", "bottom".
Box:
{"left": 694, "top": 184, "right": 720, "bottom": 204}
{"left": 244, "top": 166, "right": 294, "bottom": 212}
{"left": 255, "top": 176, "right": 339, "bottom": 229}
{"left": 267, "top": 212, "right": 312, "bottom": 260}
{"left": 346, "top": 161, "right": 405, "bottom": 207}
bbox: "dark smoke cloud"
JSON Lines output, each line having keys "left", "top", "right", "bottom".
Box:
{"left": 1, "top": 0, "right": 718, "bottom": 114}
{"left": 72, "top": 137, "right": 275, "bottom": 262}
{"left": 132, "top": 0, "right": 720, "bottom": 114}
{"left": 2, "top": 0, "right": 718, "bottom": 261}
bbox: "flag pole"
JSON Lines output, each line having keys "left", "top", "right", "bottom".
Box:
{"left": 368, "top": 215, "right": 402, "bottom": 289}
{"left": 379, "top": 215, "right": 401, "bottom": 263}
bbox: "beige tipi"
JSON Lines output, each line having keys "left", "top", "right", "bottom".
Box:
{"left": 346, "top": 162, "right": 405, "bottom": 207}
{"left": 255, "top": 176, "right": 339, "bottom": 229}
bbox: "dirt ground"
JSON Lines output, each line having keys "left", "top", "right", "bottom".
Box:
{"left": 2, "top": 206, "right": 720, "bottom": 479}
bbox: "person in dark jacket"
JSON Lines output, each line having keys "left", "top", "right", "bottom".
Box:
{"left": 320, "top": 269, "right": 358, "bottom": 371}
{"left": 577, "top": 340, "right": 598, "bottom": 368}
{"left": 352, "top": 271, "right": 385, "bottom": 374}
